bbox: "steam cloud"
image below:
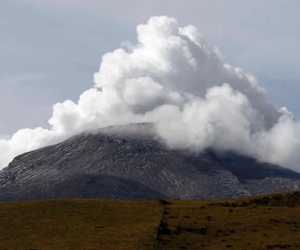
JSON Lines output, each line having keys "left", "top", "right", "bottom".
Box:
{"left": 1, "top": 16, "right": 300, "bottom": 171}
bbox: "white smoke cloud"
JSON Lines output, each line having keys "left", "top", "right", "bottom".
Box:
{"left": 1, "top": 16, "right": 300, "bottom": 171}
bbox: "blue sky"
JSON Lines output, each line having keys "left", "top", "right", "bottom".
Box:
{"left": 1, "top": 0, "right": 300, "bottom": 136}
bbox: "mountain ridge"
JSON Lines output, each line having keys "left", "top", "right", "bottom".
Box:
{"left": 0, "top": 123, "right": 299, "bottom": 202}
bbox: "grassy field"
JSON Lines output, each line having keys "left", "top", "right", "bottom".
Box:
{"left": 156, "top": 192, "right": 300, "bottom": 249}
{"left": 1, "top": 192, "right": 300, "bottom": 249}
{"left": 0, "top": 199, "right": 164, "bottom": 250}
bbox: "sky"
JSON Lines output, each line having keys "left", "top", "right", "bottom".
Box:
{"left": 1, "top": 0, "right": 300, "bottom": 137}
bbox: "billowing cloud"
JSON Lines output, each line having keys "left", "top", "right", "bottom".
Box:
{"left": 1, "top": 16, "right": 300, "bottom": 171}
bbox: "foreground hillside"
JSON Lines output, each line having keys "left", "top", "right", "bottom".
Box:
{"left": 157, "top": 191, "right": 300, "bottom": 249}
{"left": 0, "top": 199, "right": 164, "bottom": 250}
{"left": 1, "top": 192, "right": 300, "bottom": 249}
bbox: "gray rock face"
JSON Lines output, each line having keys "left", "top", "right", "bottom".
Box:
{"left": 0, "top": 123, "right": 300, "bottom": 201}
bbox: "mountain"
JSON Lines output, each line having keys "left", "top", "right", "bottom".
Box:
{"left": 0, "top": 123, "right": 300, "bottom": 202}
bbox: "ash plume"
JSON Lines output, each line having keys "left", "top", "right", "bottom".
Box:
{"left": 1, "top": 16, "right": 299, "bottom": 171}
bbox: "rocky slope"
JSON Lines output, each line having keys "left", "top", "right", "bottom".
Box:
{"left": 0, "top": 123, "right": 299, "bottom": 201}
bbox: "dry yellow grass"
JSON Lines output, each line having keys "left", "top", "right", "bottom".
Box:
{"left": 156, "top": 192, "right": 300, "bottom": 249}
{"left": 2, "top": 192, "right": 300, "bottom": 249}
{"left": 0, "top": 199, "right": 164, "bottom": 250}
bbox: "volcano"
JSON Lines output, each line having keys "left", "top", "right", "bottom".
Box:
{"left": 0, "top": 123, "right": 299, "bottom": 202}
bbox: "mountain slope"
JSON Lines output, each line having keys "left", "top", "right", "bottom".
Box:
{"left": 0, "top": 123, "right": 300, "bottom": 201}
